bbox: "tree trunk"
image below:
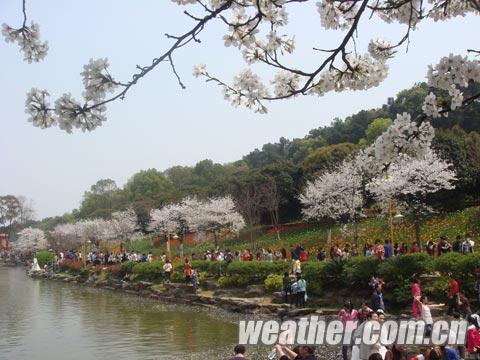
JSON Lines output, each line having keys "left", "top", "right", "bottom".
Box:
{"left": 166, "top": 234, "right": 171, "bottom": 259}
{"left": 326, "top": 227, "right": 332, "bottom": 243}
{"left": 180, "top": 229, "right": 185, "bottom": 257}
{"left": 353, "top": 221, "right": 359, "bottom": 247}
{"left": 213, "top": 232, "right": 218, "bottom": 249}
{"left": 415, "top": 220, "right": 421, "bottom": 247}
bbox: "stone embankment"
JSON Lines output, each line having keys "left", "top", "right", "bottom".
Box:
{"left": 28, "top": 270, "right": 333, "bottom": 318}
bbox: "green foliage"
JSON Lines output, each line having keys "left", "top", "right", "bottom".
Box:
{"left": 378, "top": 254, "right": 433, "bottom": 288}
{"left": 433, "top": 126, "right": 480, "bottom": 198}
{"left": 318, "top": 259, "right": 346, "bottom": 288}
{"left": 127, "top": 238, "right": 153, "bottom": 254}
{"left": 36, "top": 250, "right": 54, "bottom": 267}
{"left": 126, "top": 168, "right": 174, "bottom": 202}
{"left": 301, "top": 262, "right": 325, "bottom": 296}
{"left": 453, "top": 253, "right": 480, "bottom": 297}
{"left": 364, "top": 118, "right": 393, "bottom": 144}
{"left": 131, "top": 261, "right": 164, "bottom": 282}
{"left": 342, "top": 256, "right": 381, "bottom": 289}
{"left": 121, "top": 261, "right": 136, "bottom": 274}
{"left": 302, "top": 142, "right": 360, "bottom": 176}
{"left": 226, "top": 261, "right": 290, "bottom": 281}
{"left": 433, "top": 252, "right": 463, "bottom": 275}
{"left": 424, "top": 277, "right": 450, "bottom": 303}
{"left": 218, "top": 275, "right": 251, "bottom": 288}
{"left": 190, "top": 260, "right": 226, "bottom": 276}
{"left": 77, "top": 178, "right": 128, "bottom": 219}
{"left": 264, "top": 274, "right": 284, "bottom": 292}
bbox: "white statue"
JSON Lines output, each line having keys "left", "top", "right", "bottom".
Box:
{"left": 31, "top": 256, "right": 41, "bottom": 271}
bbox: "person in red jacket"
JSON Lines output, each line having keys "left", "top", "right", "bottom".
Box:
{"left": 467, "top": 315, "right": 480, "bottom": 359}
{"left": 447, "top": 276, "right": 460, "bottom": 315}
{"left": 299, "top": 248, "right": 308, "bottom": 262}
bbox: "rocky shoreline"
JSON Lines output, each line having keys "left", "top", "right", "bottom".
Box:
{"left": 28, "top": 270, "right": 331, "bottom": 319}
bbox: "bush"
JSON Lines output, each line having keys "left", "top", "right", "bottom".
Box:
{"left": 434, "top": 252, "right": 463, "bottom": 275}
{"left": 226, "top": 261, "right": 290, "bottom": 283}
{"left": 302, "top": 262, "right": 325, "bottom": 296}
{"left": 107, "top": 264, "right": 125, "bottom": 278}
{"left": 378, "top": 254, "right": 433, "bottom": 307}
{"left": 454, "top": 253, "right": 480, "bottom": 297}
{"left": 264, "top": 274, "right": 283, "bottom": 293}
{"left": 131, "top": 261, "right": 164, "bottom": 282}
{"left": 424, "top": 276, "right": 450, "bottom": 303}
{"left": 378, "top": 254, "right": 433, "bottom": 286}
{"left": 191, "top": 260, "right": 226, "bottom": 277}
{"left": 342, "top": 257, "right": 381, "bottom": 289}
{"left": 37, "top": 250, "right": 54, "bottom": 268}
{"left": 121, "top": 261, "right": 136, "bottom": 274}
{"left": 198, "top": 271, "right": 208, "bottom": 286}
{"left": 218, "top": 275, "right": 251, "bottom": 288}
{"left": 318, "top": 259, "right": 346, "bottom": 288}
{"left": 59, "top": 259, "right": 84, "bottom": 274}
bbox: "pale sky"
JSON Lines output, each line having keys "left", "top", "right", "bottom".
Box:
{"left": 0, "top": 0, "right": 477, "bottom": 219}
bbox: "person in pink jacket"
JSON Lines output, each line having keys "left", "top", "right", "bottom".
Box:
{"left": 411, "top": 278, "right": 421, "bottom": 319}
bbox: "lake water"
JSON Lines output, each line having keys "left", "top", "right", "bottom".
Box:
{"left": 0, "top": 266, "right": 239, "bottom": 360}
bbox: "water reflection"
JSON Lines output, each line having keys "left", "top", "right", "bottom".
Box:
{"left": 0, "top": 267, "right": 237, "bottom": 359}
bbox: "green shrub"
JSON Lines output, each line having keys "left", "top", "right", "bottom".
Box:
{"left": 171, "top": 270, "right": 184, "bottom": 283}
{"left": 218, "top": 275, "right": 251, "bottom": 288}
{"left": 455, "top": 253, "right": 480, "bottom": 297}
{"left": 121, "top": 261, "right": 136, "bottom": 274}
{"left": 127, "top": 238, "right": 152, "bottom": 253}
{"left": 434, "top": 252, "right": 463, "bottom": 275}
{"left": 37, "top": 250, "right": 54, "bottom": 268}
{"left": 378, "top": 254, "right": 433, "bottom": 286}
{"left": 384, "top": 279, "right": 411, "bottom": 308}
{"left": 378, "top": 254, "right": 433, "bottom": 307}
{"left": 424, "top": 276, "right": 450, "bottom": 303}
{"left": 197, "top": 260, "right": 227, "bottom": 276}
{"left": 264, "top": 274, "right": 283, "bottom": 293}
{"left": 131, "top": 261, "right": 164, "bottom": 282}
{"left": 301, "top": 262, "right": 325, "bottom": 296}
{"left": 318, "top": 259, "right": 346, "bottom": 288}
{"left": 198, "top": 271, "right": 208, "bottom": 286}
{"left": 343, "top": 257, "right": 381, "bottom": 289}
{"left": 226, "top": 261, "right": 289, "bottom": 282}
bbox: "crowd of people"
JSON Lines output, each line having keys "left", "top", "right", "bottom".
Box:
{"left": 187, "top": 233, "right": 475, "bottom": 266}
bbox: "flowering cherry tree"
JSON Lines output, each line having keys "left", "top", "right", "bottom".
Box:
{"left": 15, "top": 227, "right": 48, "bottom": 252}
{"left": 299, "top": 160, "right": 364, "bottom": 242}
{"left": 50, "top": 223, "right": 82, "bottom": 250}
{"left": 50, "top": 210, "right": 138, "bottom": 250}
{"left": 2, "top": 0, "right": 479, "bottom": 135}
{"left": 189, "top": 196, "right": 245, "bottom": 247}
{"left": 367, "top": 149, "right": 457, "bottom": 242}
{"left": 149, "top": 197, "right": 202, "bottom": 256}
{"left": 108, "top": 208, "right": 138, "bottom": 246}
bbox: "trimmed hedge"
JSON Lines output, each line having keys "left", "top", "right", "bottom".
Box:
{"left": 115, "top": 253, "right": 480, "bottom": 304}
{"left": 131, "top": 262, "right": 164, "bottom": 282}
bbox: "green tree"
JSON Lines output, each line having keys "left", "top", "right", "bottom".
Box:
{"left": 363, "top": 118, "right": 393, "bottom": 144}
{"left": 433, "top": 127, "right": 480, "bottom": 204}
{"left": 78, "top": 179, "right": 128, "bottom": 219}
{"left": 125, "top": 168, "right": 174, "bottom": 203}
{"left": 302, "top": 143, "right": 360, "bottom": 177}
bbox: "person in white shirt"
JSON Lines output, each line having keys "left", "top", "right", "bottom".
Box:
{"left": 163, "top": 260, "right": 173, "bottom": 283}
{"left": 416, "top": 295, "right": 433, "bottom": 337}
